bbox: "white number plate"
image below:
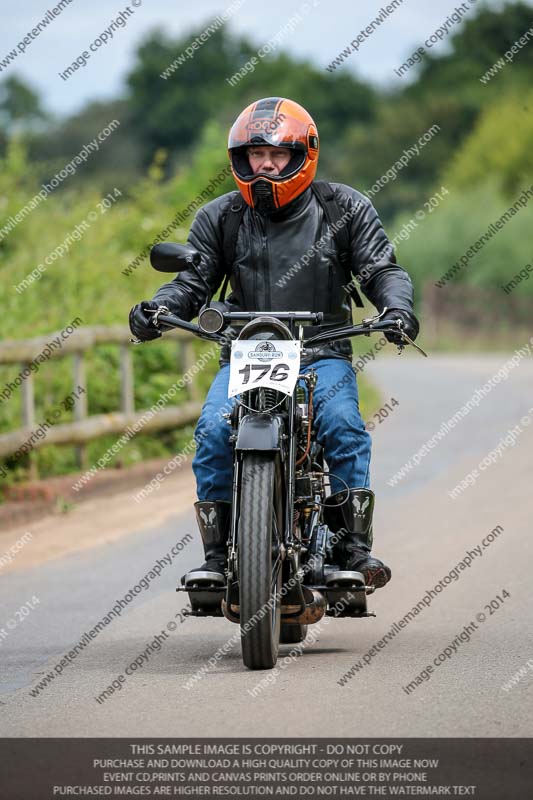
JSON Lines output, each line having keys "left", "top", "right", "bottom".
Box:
{"left": 228, "top": 339, "right": 301, "bottom": 398}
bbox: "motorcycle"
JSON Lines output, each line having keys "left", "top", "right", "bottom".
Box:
{"left": 140, "top": 242, "right": 426, "bottom": 670}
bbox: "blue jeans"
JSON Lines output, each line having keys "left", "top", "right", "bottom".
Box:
{"left": 191, "top": 358, "right": 371, "bottom": 501}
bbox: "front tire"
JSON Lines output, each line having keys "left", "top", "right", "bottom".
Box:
{"left": 238, "top": 452, "right": 282, "bottom": 669}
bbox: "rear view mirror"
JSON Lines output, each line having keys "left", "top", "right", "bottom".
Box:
{"left": 150, "top": 243, "right": 201, "bottom": 273}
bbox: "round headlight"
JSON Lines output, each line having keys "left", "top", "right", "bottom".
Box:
{"left": 199, "top": 306, "right": 224, "bottom": 334}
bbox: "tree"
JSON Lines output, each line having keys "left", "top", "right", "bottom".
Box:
{"left": 28, "top": 99, "right": 143, "bottom": 193}
{"left": 443, "top": 89, "right": 533, "bottom": 196}
{"left": 126, "top": 23, "right": 376, "bottom": 172}
{"left": 0, "top": 75, "right": 47, "bottom": 136}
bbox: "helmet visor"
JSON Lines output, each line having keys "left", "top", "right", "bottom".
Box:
{"left": 229, "top": 111, "right": 310, "bottom": 150}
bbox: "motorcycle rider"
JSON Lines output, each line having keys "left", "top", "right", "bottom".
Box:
{"left": 129, "top": 97, "right": 419, "bottom": 589}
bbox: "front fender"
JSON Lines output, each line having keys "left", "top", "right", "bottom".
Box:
{"left": 235, "top": 413, "right": 284, "bottom": 451}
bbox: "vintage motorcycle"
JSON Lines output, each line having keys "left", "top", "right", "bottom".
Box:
{"left": 144, "top": 242, "right": 425, "bottom": 670}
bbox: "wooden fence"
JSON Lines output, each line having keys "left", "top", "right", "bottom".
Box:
{"left": 421, "top": 282, "right": 532, "bottom": 342}
{"left": 0, "top": 325, "right": 207, "bottom": 475}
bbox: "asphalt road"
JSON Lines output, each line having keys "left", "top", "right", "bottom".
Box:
{"left": 1, "top": 353, "right": 532, "bottom": 737}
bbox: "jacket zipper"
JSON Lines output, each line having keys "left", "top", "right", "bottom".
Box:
{"left": 256, "top": 213, "right": 271, "bottom": 309}
{"left": 262, "top": 232, "right": 271, "bottom": 309}
{"left": 327, "top": 256, "right": 334, "bottom": 314}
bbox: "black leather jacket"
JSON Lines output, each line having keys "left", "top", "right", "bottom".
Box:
{"left": 152, "top": 182, "right": 416, "bottom": 366}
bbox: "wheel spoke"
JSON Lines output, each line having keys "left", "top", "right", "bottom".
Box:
{"left": 271, "top": 555, "right": 282, "bottom": 592}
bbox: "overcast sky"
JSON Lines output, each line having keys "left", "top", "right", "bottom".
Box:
{"left": 0, "top": 0, "right": 519, "bottom": 117}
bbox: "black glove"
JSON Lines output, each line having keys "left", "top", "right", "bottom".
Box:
{"left": 129, "top": 300, "right": 162, "bottom": 342}
{"left": 381, "top": 308, "right": 419, "bottom": 345}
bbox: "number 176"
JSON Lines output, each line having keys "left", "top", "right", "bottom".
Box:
{"left": 238, "top": 363, "right": 289, "bottom": 384}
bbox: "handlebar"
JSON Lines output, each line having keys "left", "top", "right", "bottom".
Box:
{"left": 132, "top": 307, "right": 427, "bottom": 356}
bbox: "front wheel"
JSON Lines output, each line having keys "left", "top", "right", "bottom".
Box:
{"left": 238, "top": 452, "right": 283, "bottom": 669}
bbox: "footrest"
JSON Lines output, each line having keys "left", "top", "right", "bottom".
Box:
{"left": 181, "top": 570, "right": 225, "bottom": 588}
{"left": 323, "top": 570, "right": 368, "bottom": 617}
{"left": 324, "top": 570, "right": 365, "bottom": 588}
{"left": 178, "top": 572, "right": 226, "bottom": 617}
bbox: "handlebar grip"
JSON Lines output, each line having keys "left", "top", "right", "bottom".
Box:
{"left": 155, "top": 313, "right": 201, "bottom": 335}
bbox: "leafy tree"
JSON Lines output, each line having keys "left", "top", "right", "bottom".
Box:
{"left": 0, "top": 75, "right": 47, "bottom": 132}
{"left": 336, "top": 2, "right": 533, "bottom": 221}
{"left": 443, "top": 90, "right": 533, "bottom": 196}
{"left": 405, "top": 1, "right": 533, "bottom": 102}
{"left": 126, "top": 24, "right": 376, "bottom": 173}
{"left": 28, "top": 99, "right": 143, "bottom": 194}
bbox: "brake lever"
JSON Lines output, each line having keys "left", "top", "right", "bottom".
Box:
{"left": 129, "top": 305, "right": 169, "bottom": 345}
{"left": 147, "top": 305, "right": 170, "bottom": 328}
{"left": 363, "top": 308, "right": 428, "bottom": 357}
{"left": 399, "top": 330, "right": 428, "bottom": 357}
{"left": 383, "top": 320, "right": 428, "bottom": 357}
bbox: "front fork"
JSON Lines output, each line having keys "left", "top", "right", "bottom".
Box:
{"left": 224, "top": 371, "right": 316, "bottom": 606}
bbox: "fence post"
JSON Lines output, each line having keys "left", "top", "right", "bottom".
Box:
{"left": 120, "top": 345, "right": 134, "bottom": 414}
{"left": 73, "top": 353, "right": 88, "bottom": 469}
{"left": 20, "top": 364, "right": 38, "bottom": 480}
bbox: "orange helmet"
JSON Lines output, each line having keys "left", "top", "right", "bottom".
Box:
{"left": 228, "top": 97, "right": 319, "bottom": 213}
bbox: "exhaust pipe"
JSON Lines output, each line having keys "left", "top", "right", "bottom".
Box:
{"left": 222, "top": 590, "right": 326, "bottom": 625}
{"left": 281, "top": 590, "right": 326, "bottom": 624}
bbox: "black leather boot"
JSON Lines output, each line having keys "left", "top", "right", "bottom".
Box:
{"left": 181, "top": 501, "right": 231, "bottom": 585}
{"left": 323, "top": 488, "right": 391, "bottom": 588}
